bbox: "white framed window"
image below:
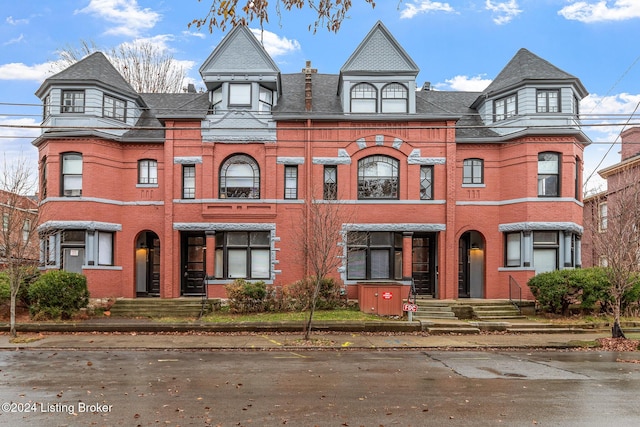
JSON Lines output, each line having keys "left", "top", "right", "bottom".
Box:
{"left": 211, "top": 87, "right": 223, "bottom": 113}
{"left": 537, "top": 90, "right": 560, "bottom": 113}
{"left": 61, "top": 152, "right": 82, "bottom": 197}
{"left": 229, "top": 83, "right": 252, "bottom": 106}
{"left": 61, "top": 90, "right": 85, "bottom": 113}
{"left": 381, "top": 83, "right": 408, "bottom": 113}
{"left": 97, "top": 231, "right": 114, "bottom": 266}
{"left": 351, "top": 83, "right": 377, "bottom": 113}
{"left": 220, "top": 155, "right": 260, "bottom": 199}
{"left": 284, "top": 165, "right": 297, "bottom": 199}
{"left": 358, "top": 155, "right": 399, "bottom": 199}
{"left": 259, "top": 86, "right": 273, "bottom": 113}
{"left": 463, "top": 158, "right": 483, "bottom": 185}
{"left": 494, "top": 94, "right": 516, "bottom": 121}
{"left": 599, "top": 202, "right": 608, "bottom": 232}
{"left": 505, "top": 232, "right": 521, "bottom": 267}
{"left": 104, "top": 95, "right": 126, "bottom": 121}
{"left": 538, "top": 152, "right": 560, "bottom": 197}
{"left": 138, "top": 159, "right": 158, "bottom": 184}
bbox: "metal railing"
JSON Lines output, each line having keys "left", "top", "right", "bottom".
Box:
{"left": 508, "top": 275, "right": 522, "bottom": 314}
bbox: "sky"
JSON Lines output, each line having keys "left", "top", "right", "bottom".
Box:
{"left": 1, "top": 0, "right": 640, "bottom": 193}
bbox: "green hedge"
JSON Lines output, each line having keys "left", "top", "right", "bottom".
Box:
{"left": 28, "top": 271, "right": 89, "bottom": 320}
{"left": 527, "top": 267, "right": 640, "bottom": 315}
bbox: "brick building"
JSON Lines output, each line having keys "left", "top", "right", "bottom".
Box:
{"left": 33, "top": 22, "right": 589, "bottom": 307}
{"left": 583, "top": 127, "right": 640, "bottom": 268}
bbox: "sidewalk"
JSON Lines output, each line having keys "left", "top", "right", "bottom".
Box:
{"left": 0, "top": 317, "right": 616, "bottom": 351}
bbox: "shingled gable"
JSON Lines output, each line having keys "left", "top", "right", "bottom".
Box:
{"left": 339, "top": 21, "right": 419, "bottom": 79}
{"left": 35, "top": 52, "right": 137, "bottom": 99}
{"left": 199, "top": 25, "right": 281, "bottom": 91}
{"left": 477, "top": 48, "right": 587, "bottom": 101}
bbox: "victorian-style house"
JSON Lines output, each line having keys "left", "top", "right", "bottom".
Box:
{"left": 33, "top": 22, "right": 590, "bottom": 309}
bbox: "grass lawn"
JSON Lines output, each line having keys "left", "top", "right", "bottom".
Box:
{"left": 199, "top": 307, "right": 391, "bottom": 323}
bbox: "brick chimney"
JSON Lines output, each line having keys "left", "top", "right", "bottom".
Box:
{"left": 621, "top": 127, "right": 640, "bottom": 161}
{"left": 302, "top": 60, "right": 317, "bottom": 112}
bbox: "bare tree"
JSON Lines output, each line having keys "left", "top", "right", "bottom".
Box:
{"left": 0, "top": 157, "right": 40, "bottom": 337}
{"left": 588, "top": 165, "right": 640, "bottom": 338}
{"left": 54, "top": 40, "right": 187, "bottom": 93}
{"left": 190, "top": 0, "right": 378, "bottom": 33}
{"left": 295, "top": 186, "right": 360, "bottom": 340}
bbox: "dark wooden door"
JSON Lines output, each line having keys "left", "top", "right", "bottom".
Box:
{"left": 412, "top": 233, "right": 436, "bottom": 296}
{"left": 181, "top": 233, "right": 205, "bottom": 295}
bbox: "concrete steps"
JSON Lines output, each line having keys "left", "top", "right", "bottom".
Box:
{"left": 470, "top": 301, "right": 526, "bottom": 320}
{"left": 109, "top": 298, "right": 216, "bottom": 318}
{"left": 412, "top": 299, "right": 458, "bottom": 320}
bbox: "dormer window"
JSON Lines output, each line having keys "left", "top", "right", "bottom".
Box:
{"left": 259, "top": 87, "right": 273, "bottom": 113}
{"left": 351, "top": 83, "right": 377, "bottom": 113}
{"left": 103, "top": 95, "right": 126, "bottom": 121}
{"left": 494, "top": 94, "right": 516, "bottom": 121}
{"left": 381, "top": 83, "right": 408, "bottom": 113}
{"left": 537, "top": 90, "right": 560, "bottom": 113}
{"left": 211, "top": 87, "right": 223, "bottom": 113}
{"left": 62, "top": 90, "right": 85, "bottom": 113}
{"left": 229, "top": 83, "right": 252, "bottom": 107}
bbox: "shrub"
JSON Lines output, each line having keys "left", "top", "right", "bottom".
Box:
{"left": 0, "top": 273, "right": 9, "bottom": 303}
{"left": 225, "top": 279, "right": 268, "bottom": 313}
{"left": 28, "top": 271, "right": 89, "bottom": 320}
{"left": 283, "top": 277, "right": 344, "bottom": 311}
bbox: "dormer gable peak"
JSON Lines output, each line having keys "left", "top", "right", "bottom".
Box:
{"left": 340, "top": 21, "right": 419, "bottom": 75}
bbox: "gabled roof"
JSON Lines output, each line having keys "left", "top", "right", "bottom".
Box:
{"left": 35, "top": 52, "right": 137, "bottom": 98}
{"left": 479, "top": 48, "right": 588, "bottom": 99}
{"left": 340, "top": 21, "right": 419, "bottom": 75}
{"left": 199, "top": 25, "right": 280, "bottom": 77}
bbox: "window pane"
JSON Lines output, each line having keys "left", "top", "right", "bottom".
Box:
{"left": 229, "top": 84, "right": 251, "bottom": 105}
{"left": 63, "top": 154, "right": 82, "bottom": 174}
{"left": 506, "top": 233, "right": 521, "bottom": 267}
{"left": 370, "top": 249, "right": 390, "bottom": 279}
{"left": 370, "top": 232, "right": 391, "bottom": 246}
{"left": 533, "top": 231, "right": 558, "bottom": 245}
{"left": 227, "top": 232, "right": 248, "bottom": 246}
{"left": 228, "top": 249, "right": 247, "bottom": 278}
{"left": 98, "top": 232, "right": 113, "bottom": 265}
{"left": 250, "top": 231, "right": 270, "bottom": 246}
{"left": 358, "top": 156, "right": 399, "bottom": 199}
{"left": 538, "top": 153, "right": 558, "bottom": 173}
{"left": 215, "top": 249, "right": 223, "bottom": 278}
{"left": 251, "top": 249, "right": 270, "bottom": 278}
{"left": 394, "top": 250, "right": 403, "bottom": 280}
{"left": 64, "top": 175, "right": 82, "bottom": 196}
{"left": 538, "top": 175, "right": 558, "bottom": 196}
{"left": 347, "top": 250, "right": 366, "bottom": 279}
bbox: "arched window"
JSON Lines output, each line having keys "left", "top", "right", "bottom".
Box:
{"left": 61, "top": 152, "right": 83, "bottom": 197}
{"left": 381, "top": 83, "right": 408, "bottom": 113}
{"left": 219, "top": 155, "right": 260, "bottom": 199}
{"left": 358, "top": 155, "right": 399, "bottom": 199}
{"left": 350, "top": 83, "right": 377, "bottom": 113}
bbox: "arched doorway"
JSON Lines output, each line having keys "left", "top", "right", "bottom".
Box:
{"left": 458, "top": 231, "right": 485, "bottom": 298}
{"left": 135, "top": 231, "right": 160, "bottom": 297}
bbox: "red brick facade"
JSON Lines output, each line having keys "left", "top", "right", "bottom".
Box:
{"left": 34, "top": 23, "right": 590, "bottom": 305}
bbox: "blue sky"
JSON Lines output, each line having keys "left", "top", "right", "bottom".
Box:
{"left": 1, "top": 0, "right": 640, "bottom": 192}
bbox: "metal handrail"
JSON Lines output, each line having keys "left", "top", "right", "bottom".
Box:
{"left": 508, "top": 275, "right": 522, "bottom": 314}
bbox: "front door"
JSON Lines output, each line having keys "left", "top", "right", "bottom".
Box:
{"left": 136, "top": 232, "right": 161, "bottom": 297}
{"left": 412, "top": 233, "right": 436, "bottom": 297}
{"left": 458, "top": 233, "right": 470, "bottom": 298}
{"left": 181, "top": 233, "right": 205, "bottom": 296}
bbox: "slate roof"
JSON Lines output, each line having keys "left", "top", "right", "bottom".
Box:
{"left": 480, "top": 48, "right": 587, "bottom": 99}
{"left": 35, "top": 52, "right": 137, "bottom": 98}
{"left": 122, "top": 93, "right": 209, "bottom": 141}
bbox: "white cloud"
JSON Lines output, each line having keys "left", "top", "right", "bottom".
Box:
{"left": 559, "top": 0, "right": 640, "bottom": 22}
{"left": 434, "top": 75, "right": 493, "bottom": 92}
{"left": 74, "top": 0, "right": 161, "bottom": 37}
{"left": 485, "top": 0, "right": 522, "bottom": 25}
{"left": 3, "top": 34, "right": 24, "bottom": 46}
{"left": 0, "top": 62, "right": 57, "bottom": 81}
{"left": 6, "top": 16, "right": 29, "bottom": 25}
{"left": 183, "top": 30, "right": 207, "bottom": 39}
{"left": 250, "top": 29, "right": 301, "bottom": 57}
{"left": 400, "top": 1, "right": 456, "bottom": 19}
